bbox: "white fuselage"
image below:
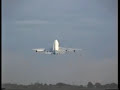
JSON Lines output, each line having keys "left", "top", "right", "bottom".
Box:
{"left": 53, "top": 40, "right": 59, "bottom": 54}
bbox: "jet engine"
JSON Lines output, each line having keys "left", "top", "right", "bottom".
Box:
{"left": 73, "top": 50, "right": 75, "bottom": 52}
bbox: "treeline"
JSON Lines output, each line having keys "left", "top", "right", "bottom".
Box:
{"left": 2, "top": 82, "right": 118, "bottom": 89}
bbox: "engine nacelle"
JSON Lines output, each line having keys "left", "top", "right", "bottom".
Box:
{"left": 73, "top": 50, "right": 75, "bottom": 52}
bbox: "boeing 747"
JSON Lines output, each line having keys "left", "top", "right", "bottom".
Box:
{"left": 32, "top": 40, "right": 82, "bottom": 55}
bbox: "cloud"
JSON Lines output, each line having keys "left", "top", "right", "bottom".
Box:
{"left": 2, "top": 50, "right": 118, "bottom": 85}
{"left": 16, "top": 20, "right": 50, "bottom": 25}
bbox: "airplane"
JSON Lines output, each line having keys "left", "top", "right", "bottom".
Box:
{"left": 32, "top": 40, "right": 82, "bottom": 55}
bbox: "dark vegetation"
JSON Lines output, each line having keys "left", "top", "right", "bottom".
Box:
{"left": 2, "top": 82, "right": 118, "bottom": 90}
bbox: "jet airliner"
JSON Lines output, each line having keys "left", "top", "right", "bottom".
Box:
{"left": 32, "top": 40, "right": 82, "bottom": 55}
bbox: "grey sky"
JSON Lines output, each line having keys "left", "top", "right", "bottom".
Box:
{"left": 2, "top": 0, "right": 118, "bottom": 85}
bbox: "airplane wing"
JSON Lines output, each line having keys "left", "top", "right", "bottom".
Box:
{"left": 32, "top": 48, "right": 45, "bottom": 52}
{"left": 32, "top": 48, "right": 53, "bottom": 54}
{"left": 59, "top": 47, "right": 82, "bottom": 53}
{"left": 32, "top": 47, "right": 82, "bottom": 55}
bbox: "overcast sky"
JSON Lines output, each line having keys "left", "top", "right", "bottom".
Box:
{"left": 2, "top": 0, "right": 118, "bottom": 85}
